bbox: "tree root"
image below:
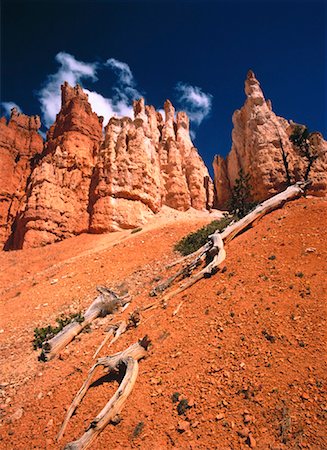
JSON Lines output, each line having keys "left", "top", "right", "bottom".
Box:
{"left": 40, "top": 287, "right": 130, "bottom": 361}
{"left": 58, "top": 337, "right": 150, "bottom": 449}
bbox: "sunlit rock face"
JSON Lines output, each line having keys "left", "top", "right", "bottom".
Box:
{"left": 213, "top": 71, "right": 327, "bottom": 209}
{"left": 13, "top": 83, "right": 104, "bottom": 248}
{"left": 5, "top": 83, "right": 212, "bottom": 248}
{"left": 89, "top": 97, "right": 213, "bottom": 233}
{"left": 0, "top": 109, "right": 43, "bottom": 248}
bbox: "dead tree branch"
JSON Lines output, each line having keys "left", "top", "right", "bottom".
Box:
{"left": 40, "top": 287, "right": 130, "bottom": 361}
{"left": 93, "top": 310, "right": 141, "bottom": 359}
{"left": 154, "top": 182, "right": 308, "bottom": 303}
{"left": 58, "top": 337, "right": 150, "bottom": 449}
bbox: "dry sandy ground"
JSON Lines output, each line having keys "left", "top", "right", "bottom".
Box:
{"left": 0, "top": 198, "right": 326, "bottom": 449}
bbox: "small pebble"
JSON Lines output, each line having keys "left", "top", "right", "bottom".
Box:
{"left": 11, "top": 408, "right": 23, "bottom": 421}
{"left": 238, "top": 427, "right": 250, "bottom": 438}
{"left": 247, "top": 434, "right": 256, "bottom": 448}
{"left": 177, "top": 420, "right": 190, "bottom": 433}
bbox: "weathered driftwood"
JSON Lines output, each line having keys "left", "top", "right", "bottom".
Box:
{"left": 58, "top": 337, "right": 150, "bottom": 449}
{"left": 40, "top": 287, "right": 130, "bottom": 361}
{"left": 93, "top": 321, "right": 126, "bottom": 359}
{"left": 93, "top": 310, "right": 141, "bottom": 359}
{"left": 161, "top": 233, "right": 226, "bottom": 304}
{"left": 153, "top": 182, "right": 307, "bottom": 303}
{"left": 92, "top": 327, "right": 115, "bottom": 359}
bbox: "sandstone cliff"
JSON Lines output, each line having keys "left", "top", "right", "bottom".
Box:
{"left": 213, "top": 71, "right": 327, "bottom": 208}
{"left": 12, "top": 83, "right": 104, "bottom": 248}
{"left": 90, "top": 98, "right": 213, "bottom": 232}
{"left": 0, "top": 109, "right": 43, "bottom": 248}
{"left": 4, "top": 83, "right": 212, "bottom": 248}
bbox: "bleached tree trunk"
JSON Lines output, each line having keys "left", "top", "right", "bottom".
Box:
{"left": 58, "top": 337, "right": 150, "bottom": 449}
{"left": 40, "top": 287, "right": 130, "bottom": 361}
{"left": 153, "top": 182, "right": 308, "bottom": 303}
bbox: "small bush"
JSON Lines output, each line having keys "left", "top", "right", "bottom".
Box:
{"left": 33, "top": 312, "right": 84, "bottom": 350}
{"left": 177, "top": 399, "right": 191, "bottom": 415}
{"left": 290, "top": 125, "right": 319, "bottom": 181}
{"left": 132, "top": 421, "right": 144, "bottom": 438}
{"left": 171, "top": 392, "right": 180, "bottom": 403}
{"left": 131, "top": 227, "right": 142, "bottom": 234}
{"left": 174, "top": 216, "right": 234, "bottom": 256}
{"left": 228, "top": 168, "right": 257, "bottom": 219}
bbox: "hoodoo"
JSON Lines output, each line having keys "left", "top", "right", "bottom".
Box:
{"left": 0, "top": 109, "right": 43, "bottom": 248}
{"left": 0, "top": 83, "right": 213, "bottom": 249}
{"left": 213, "top": 71, "right": 327, "bottom": 208}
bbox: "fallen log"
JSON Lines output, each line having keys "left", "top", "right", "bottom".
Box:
{"left": 58, "top": 337, "right": 150, "bottom": 449}
{"left": 154, "top": 182, "right": 308, "bottom": 303}
{"left": 40, "top": 287, "right": 130, "bottom": 361}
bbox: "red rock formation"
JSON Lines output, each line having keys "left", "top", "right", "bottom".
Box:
{"left": 212, "top": 155, "right": 231, "bottom": 209}
{"left": 213, "top": 71, "right": 327, "bottom": 208}
{"left": 89, "top": 98, "right": 213, "bottom": 232}
{"left": 13, "top": 83, "right": 103, "bottom": 248}
{"left": 0, "top": 109, "right": 43, "bottom": 248}
{"left": 8, "top": 84, "right": 212, "bottom": 248}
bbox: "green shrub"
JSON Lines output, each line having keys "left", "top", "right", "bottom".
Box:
{"left": 289, "top": 125, "right": 319, "bottom": 181}
{"left": 228, "top": 168, "right": 257, "bottom": 219}
{"left": 131, "top": 227, "right": 142, "bottom": 234}
{"left": 33, "top": 312, "right": 84, "bottom": 350}
{"left": 174, "top": 216, "right": 234, "bottom": 256}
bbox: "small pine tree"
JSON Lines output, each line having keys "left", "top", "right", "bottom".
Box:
{"left": 229, "top": 168, "right": 256, "bottom": 219}
{"left": 289, "top": 125, "right": 318, "bottom": 181}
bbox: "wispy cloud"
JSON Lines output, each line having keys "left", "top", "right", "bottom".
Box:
{"left": 1, "top": 101, "right": 22, "bottom": 117}
{"left": 38, "top": 52, "right": 142, "bottom": 128}
{"left": 3, "top": 52, "right": 213, "bottom": 136}
{"left": 175, "top": 82, "right": 213, "bottom": 128}
{"left": 105, "top": 58, "right": 142, "bottom": 107}
{"left": 106, "top": 58, "right": 135, "bottom": 86}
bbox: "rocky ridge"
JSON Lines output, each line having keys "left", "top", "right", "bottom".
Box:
{"left": 1, "top": 73, "right": 326, "bottom": 249}
{"left": 0, "top": 109, "right": 43, "bottom": 248}
{"left": 213, "top": 71, "right": 327, "bottom": 208}
{"left": 1, "top": 84, "right": 213, "bottom": 249}
{"left": 90, "top": 98, "right": 213, "bottom": 233}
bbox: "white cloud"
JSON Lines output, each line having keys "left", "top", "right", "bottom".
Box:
{"left": 105, "top": 58, "right": 135, "bottom": 86}
{"left": 37, "top": 53, "right": 140, "bottom": 128}
{"left": 38, "top": 52, "right": 98, "bottom": 128}
{"left": 1, "top": 101, "right": 22, "bottom": 117}
{"left": 175, "top": 82, "right": 213, "bottom": 127}
{"left": 4, "top": 53, "right": 212, "bottom": 136}
{"left": 104, "top": 57, "right": 141, "bottom": 116}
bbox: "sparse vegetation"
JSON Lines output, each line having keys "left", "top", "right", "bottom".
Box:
{"left": 131, "top": 227, "right": 142, "bottom": 234}
{"left": 228, "top": 168, "right": 257, "bottom": 219}
{"left": 174, "top": 215, "right": 234, "bottom": 256}
{"left": 177, "top": 399, "right": 191, "bottom": 415}
{"left": 289, "top": 125, "right": 319, "bottom": 181}
{"left": 171, "top": 392, "right": 180, "bottom": 403}
{"left": 279, "top": 405, "right": 292, "bottom": 444}
{"left": 295, "top": 272, "right": 304, "bottom": 278}
{"left": 132, "top": 421, "right": 144, "bottom": 438}
{"left": 33, "top": 312, "right": 84, "bottom": 350}
{"left": 262, "top": 329, "right": 276, "bottom": 343}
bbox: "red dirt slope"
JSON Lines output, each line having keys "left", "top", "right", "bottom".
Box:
{"left": 0, "top": 197, "right": 326, "bottom": 449}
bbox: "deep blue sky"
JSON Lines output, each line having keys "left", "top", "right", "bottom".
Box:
{"left": 1, "top": 0, "right": 325, "bottom": 173}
